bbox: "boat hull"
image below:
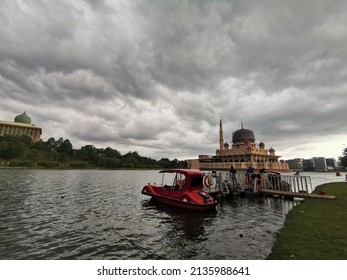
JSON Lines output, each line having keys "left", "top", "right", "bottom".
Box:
{"left": 142, "top": 191, "right": 217, "bottom": 211}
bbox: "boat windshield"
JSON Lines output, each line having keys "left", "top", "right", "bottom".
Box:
{"left": 161, "top": 172, "right": 186, "bottom": 189}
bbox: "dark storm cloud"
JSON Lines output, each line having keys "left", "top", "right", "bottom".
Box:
{"left": 133, "top": 0, "right": 236, "bottom": 92}
{"left": 1, "top": 0, "right": 346, "bottom": 159}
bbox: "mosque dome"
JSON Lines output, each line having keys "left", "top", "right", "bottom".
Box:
{"left": 232, "top": 128, "right": 255, "bottom": 144}
{"left": 14, "top": 111, "right": 31, "bottom": 124}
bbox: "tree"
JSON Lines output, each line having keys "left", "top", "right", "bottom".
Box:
{"left": 122, "top": 151, "right": 142, "bottom": 167}
{"left": 97, "top": 157, "right": 121, "bottom": 168}
{"left": 77, "top": 145, "right": 98, "bottom": 166}
{"left": 46, "top": 137, "right": 56, "bottom": 147}
{"left": 159, "top": 158, "right": 172, "bottom": 168}
{"left": 339, "top": 147, "right": 347, "bottom": 168}
{"left": 0, "top": 135, "right": 27, "bottom": 159}
{"left": 101, "top": 147, "right": 121, "bottom": 158}
{"left": 57, "top": 139, "right": 73, "bottom": 156}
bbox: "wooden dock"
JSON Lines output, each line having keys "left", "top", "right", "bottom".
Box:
{"left": 259, "top": 189, "right": 336, "bottom": 200}
{"left": 203, "top": 172, "right": 337, "bottom": 200}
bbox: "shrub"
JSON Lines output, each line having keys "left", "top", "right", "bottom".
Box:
{"left": 37, "top": 161, "right": 60, "bottom": 168}
{"left": 69, "top": 161, "right": 88, "bottom": 168}
{"left": 9, "top": 159, "right": 33, "bottom": 167}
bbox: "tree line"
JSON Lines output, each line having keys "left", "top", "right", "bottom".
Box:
{"left": 0, "top": 135, "right": 187, "bottom": 169}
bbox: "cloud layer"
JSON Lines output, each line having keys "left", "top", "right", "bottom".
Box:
{"left": 1, "top": 0, "right": 346, "bottom": 160}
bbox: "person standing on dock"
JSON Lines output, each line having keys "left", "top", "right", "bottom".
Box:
{"left": 229, "top": 166, "right": 237, "bottom": 186}
{"left": 245, "top": 165, "right": 254, "bottom": 186}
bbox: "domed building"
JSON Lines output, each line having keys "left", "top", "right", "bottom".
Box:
{"left": 0, "top": 111, "right": 42, "bottom": 142}
{"left": 14, "top": 111, "right": 32, "bottom": 124}
{"left": 187, "top": 119, "right": 290, "bottom": 171}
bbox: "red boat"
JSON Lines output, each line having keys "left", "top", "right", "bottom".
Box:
{"left": 141, "top": 169, "right": 217, "bottom": 211}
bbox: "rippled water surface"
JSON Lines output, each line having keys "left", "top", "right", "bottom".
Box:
{"left": 0, "top": 169, "right": 344, "bottom": 260}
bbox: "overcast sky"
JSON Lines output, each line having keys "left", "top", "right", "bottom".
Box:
{"left": 1, "top": 0, "right": 346, "bottom": 161}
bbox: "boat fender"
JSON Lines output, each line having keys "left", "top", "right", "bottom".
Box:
{"left": 203, "top": 174, "right": 213, "bottom": 188}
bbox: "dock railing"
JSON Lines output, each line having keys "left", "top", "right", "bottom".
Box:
{"left": 203, "top": 171, "right": 313, "bottom": 195}
{"left": 278, "top": 174, "right": 313, "bottom": 193}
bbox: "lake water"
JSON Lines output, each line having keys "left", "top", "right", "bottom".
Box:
{"left": 0, "top": 169, "right": 345, "bottom": 260}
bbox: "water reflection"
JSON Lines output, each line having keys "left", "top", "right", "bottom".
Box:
{"left": 143, "top": 200, "right": 217, "bottom": 239}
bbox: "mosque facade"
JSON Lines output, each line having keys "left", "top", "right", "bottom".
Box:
{"left": 187, "top": 120, "right": 290, "bottom": 172}
{"left": 0, "top": 112, "right": 42, "bottom": 142}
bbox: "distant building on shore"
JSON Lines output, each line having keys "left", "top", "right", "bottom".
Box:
{"left": 312, "top": 157, "right": 328, "bottom": 172}
{"left": 286, "top": 158, "right": 304, "bottom": 171}
{"left": 287, "top": 157, "right": 339, "bottom": 172}
{"left": 0, "top": 111, "right": 42, "bottom": 142}
{"left": 187, "top": 120, "right": 290, "bottom": 172}
{"left": 326, "top": 158, "right": 338, "bottom": 170}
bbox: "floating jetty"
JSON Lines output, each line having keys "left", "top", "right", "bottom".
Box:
{"left": 202, "top": 171, "right": 336, "bottom": 200}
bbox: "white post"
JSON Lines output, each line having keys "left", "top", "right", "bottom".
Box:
{"left": 305, "top": 176, "right": 310, "bottom": 193}
{"left": 291, "top": 176, "right": 296, "bottom": 193}
{"left": 296, "top": 175, "right": 303, "bottom": 192}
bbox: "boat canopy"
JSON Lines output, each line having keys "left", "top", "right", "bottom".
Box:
{"left": 159, "top": 169, "right": 203, "bottom": 177}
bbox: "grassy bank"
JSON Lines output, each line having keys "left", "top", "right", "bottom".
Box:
{"left": 268, "top": 182, "right": 347, "bottom": 259}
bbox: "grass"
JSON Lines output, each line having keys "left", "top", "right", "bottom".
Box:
{"left": 268, "top": 182, "right": 347, "bottom": 259}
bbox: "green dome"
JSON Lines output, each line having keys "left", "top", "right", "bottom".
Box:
{"left": 14, "top": 111, "right": 31, "bottom": 124}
